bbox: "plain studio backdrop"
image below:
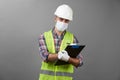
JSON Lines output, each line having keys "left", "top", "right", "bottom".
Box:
{"left": 0, "top": 0, "right": 120, "bottom": 80}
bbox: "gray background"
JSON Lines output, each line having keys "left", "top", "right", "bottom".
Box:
{"left": 0, "top": 0, "right": 120, "bottom": 80}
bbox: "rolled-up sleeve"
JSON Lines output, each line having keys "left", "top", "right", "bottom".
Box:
{"left": 38, "top": 34, "right": 49, "bottom": 61}
{"left": 73, "top": 35, "right": 84, "bottom": 67}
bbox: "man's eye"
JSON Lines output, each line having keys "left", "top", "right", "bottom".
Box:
{"left": 60, "top": 18, "right": 63, "bottom": 21}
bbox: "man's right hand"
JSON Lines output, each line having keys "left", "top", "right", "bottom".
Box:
{"left": 58, "top": 50, "right": 70, "bottom": 62}
{"left": 58, "top": 50, "right": 64, "bottom": 59}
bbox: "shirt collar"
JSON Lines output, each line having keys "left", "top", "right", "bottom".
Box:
{"left": 52, "top": 27, "right": 66, "bottom": 37}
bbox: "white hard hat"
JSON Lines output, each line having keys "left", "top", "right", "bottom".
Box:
{"left": 54, "top": 4, "right": 73, "bottom": 21}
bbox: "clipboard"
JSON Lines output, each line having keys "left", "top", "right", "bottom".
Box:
{"left": 55, "top": 44, "right": 85, "bottom": 65}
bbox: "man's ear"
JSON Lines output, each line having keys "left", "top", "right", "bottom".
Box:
{"left": 54, "top": 16, "right": 57, "bottom": 22}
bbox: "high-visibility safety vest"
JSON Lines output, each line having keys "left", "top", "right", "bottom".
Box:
{"left": 39, "top": 30, "right": 74, "bottom": 80}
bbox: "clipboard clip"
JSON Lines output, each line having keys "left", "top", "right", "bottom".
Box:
{"left": 66, "top": 43, "right": 79, "bottom": 48}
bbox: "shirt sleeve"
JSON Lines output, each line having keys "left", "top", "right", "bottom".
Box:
{"left": 38, "top": 34, "right": 49, "bottom": 61}
{"left": 73, "top": 35, "right": 84, "bottom": 67}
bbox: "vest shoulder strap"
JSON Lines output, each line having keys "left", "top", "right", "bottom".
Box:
{"left": 44, "top": 30, "right": 55, "bottom": 53}
{"left": 60, "top": 31, "right": 74, "bottom": 50}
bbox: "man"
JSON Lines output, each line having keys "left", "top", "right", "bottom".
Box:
{"left": 38, "top": 4, "right": 83, "bottom": 80}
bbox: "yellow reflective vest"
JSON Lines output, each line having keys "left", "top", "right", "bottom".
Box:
{"left": 39, "top": 30, "right": 74, "bottom": 80}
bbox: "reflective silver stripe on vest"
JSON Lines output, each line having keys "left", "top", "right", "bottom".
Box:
{"left": 56, "top": 72, "right": 73, "bottom": 77}
{"left": 40, "top": 70, "right": 73, "bottom": 77}
{"left": 40, "top": 70, "right": 55, "bottom": 75}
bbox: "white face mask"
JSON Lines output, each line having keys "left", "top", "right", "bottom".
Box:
{"left": 55, "top": 21, "right": 68, "bottom": 31}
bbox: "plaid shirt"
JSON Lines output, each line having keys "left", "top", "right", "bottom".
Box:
{"left": 38, "top": 28, "right": 83, "bottom": 66}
